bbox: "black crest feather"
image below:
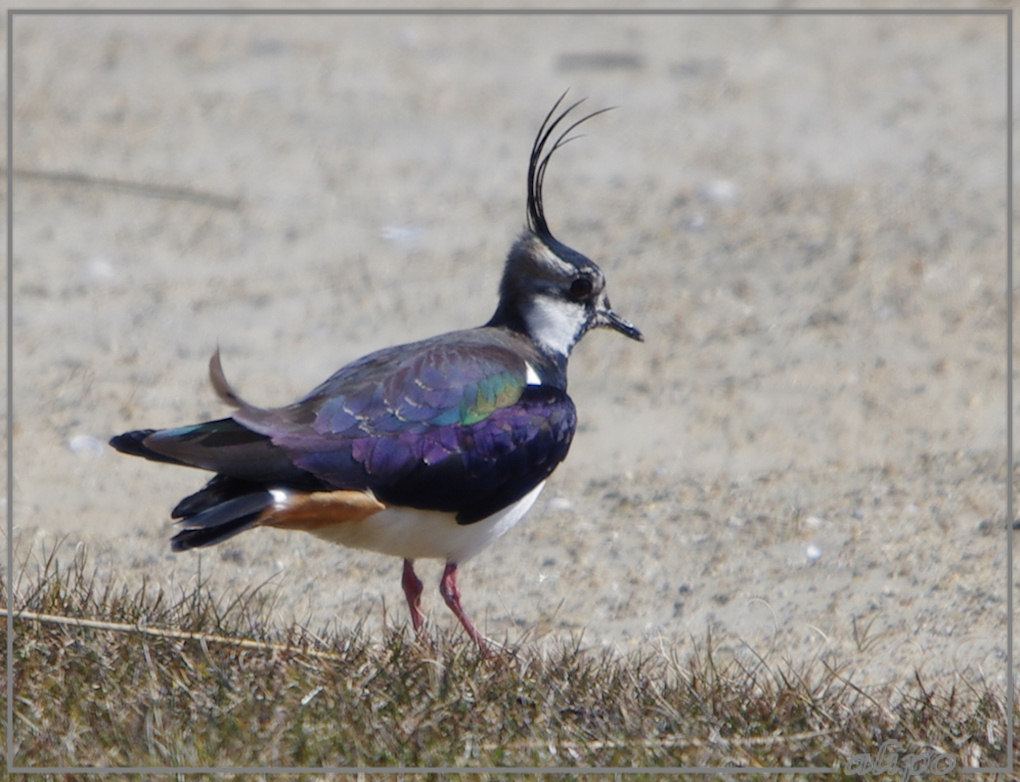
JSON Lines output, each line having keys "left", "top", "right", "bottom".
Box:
{"left": 527, "top": 91, "right": 614, "bottom": 240}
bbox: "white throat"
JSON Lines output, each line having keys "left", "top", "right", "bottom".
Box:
{"left": 521, "top": 294, "right": 587, "bottom": 357}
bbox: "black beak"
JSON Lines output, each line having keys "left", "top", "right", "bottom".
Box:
{"left": 597, "top": 304, "right": 644, "bottom": 342}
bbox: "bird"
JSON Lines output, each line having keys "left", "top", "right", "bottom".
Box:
{"left": 109, "top": 93, "right": 643, "bottom": 654}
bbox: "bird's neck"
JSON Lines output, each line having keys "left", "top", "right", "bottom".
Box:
{"left": 485, "top": 299, "right": 572, "bottom": 388}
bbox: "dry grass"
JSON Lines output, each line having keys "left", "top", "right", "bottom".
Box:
{"left": 3, "top": 542, "right": 1012, "bottom": 775}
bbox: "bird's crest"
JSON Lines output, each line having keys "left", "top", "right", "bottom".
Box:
{"left": 526, "top": 91, "right": 614, "bottom": 241}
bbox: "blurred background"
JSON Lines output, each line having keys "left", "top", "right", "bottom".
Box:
{"left": 7, "top": 10, "right": 1009, "bottom": 689}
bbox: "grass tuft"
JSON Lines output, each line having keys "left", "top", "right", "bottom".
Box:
{"left": 3, "top": 543, "right": 1012, "bottom": 771}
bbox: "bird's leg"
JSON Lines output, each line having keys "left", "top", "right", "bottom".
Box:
{"left": 439, "top": 561, "right": 489, "bottom": 654}
{"left": 402, "top": 558, "right": 425, "bottom": 634}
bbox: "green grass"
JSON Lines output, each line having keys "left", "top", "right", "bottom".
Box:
{"left": 3, "top": 542, "right": 1012, "bottom": 774}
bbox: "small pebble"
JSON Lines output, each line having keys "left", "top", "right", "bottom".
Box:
{"left": 548, "top": 496, "right": 573, "bottom": 512}
{"left": 699, "top": 179, "right": 738, "bottom": 203}
{"left": 686, "top": 212, "right": 707, "bottom": 231}
{"left": 380, "top": 225, "right": 423, "bottom": 245}
{"left": 82, "top": 257, "right": 115, "bottom": 283}
{"left": 805, "top": 543, "right": 822, "bottom": 563}
{"left": 68, "top": 434, "right": 105, "bottom": 455}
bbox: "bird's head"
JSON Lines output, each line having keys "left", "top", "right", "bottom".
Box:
{"left": 491, "top": 93, "right": 643, "bottom": 358}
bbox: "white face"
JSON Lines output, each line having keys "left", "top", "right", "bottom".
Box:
{"left": 521, "top": 292, "right": 589, "bottom": 357}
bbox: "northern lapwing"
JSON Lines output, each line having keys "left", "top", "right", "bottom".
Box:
{"left": 110, "top": 94, "right": 643, "bottom": 653}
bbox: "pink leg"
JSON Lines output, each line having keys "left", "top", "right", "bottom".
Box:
{"left": 439, "top": 562, "right": 489, "bottom": 654}
{"left": 402, "top": 558, "right": 425, "bottom": 633}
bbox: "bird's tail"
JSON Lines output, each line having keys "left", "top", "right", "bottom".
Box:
{"left": 110, "top": 419, "right": 328, "bottom": 551}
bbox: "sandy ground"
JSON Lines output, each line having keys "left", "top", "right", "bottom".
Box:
{"left": 8, "top": 11, "right": 1013, "bottom": 694}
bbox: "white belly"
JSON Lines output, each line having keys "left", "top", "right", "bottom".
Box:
{"left": 308, "top": 480, "right": 546, "bottom": 563}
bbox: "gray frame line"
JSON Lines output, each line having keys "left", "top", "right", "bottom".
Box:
{"left": 1005, "top": 8, "right": 1015, "bottom": 777}
{"left": 4, "top": 7, "right": 1013, "bottom": 15}
{"left": 14, "top": 765, "right": 837, "bottom": 776}
{"left": 5, "top": 6, "right": 1014, "bottom": 777}
{"left": 5, "top": 6, "right": 13, "bottom": 777}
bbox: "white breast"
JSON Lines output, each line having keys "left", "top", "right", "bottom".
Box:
{"left": 307, "top": 481, "right": 547, "bottom": 563}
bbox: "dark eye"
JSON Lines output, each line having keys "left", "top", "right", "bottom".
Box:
{"left": 568, "top": 277, "right": 593, "bottom": 301}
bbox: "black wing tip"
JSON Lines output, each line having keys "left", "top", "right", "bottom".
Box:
{"left": 170, "top": 516, "right": 258, "bottom": 551}
{"left": 526, "top": 91, "right": 614, "bottom": 240}
{"left": 171, "top": 482, "right": 275, "bottom": 551}
{"left": 109, "top": 429, "right": 158, "bottom": 457}
{"left": 109, "top": 428, "right": 195, "bottom": 467}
